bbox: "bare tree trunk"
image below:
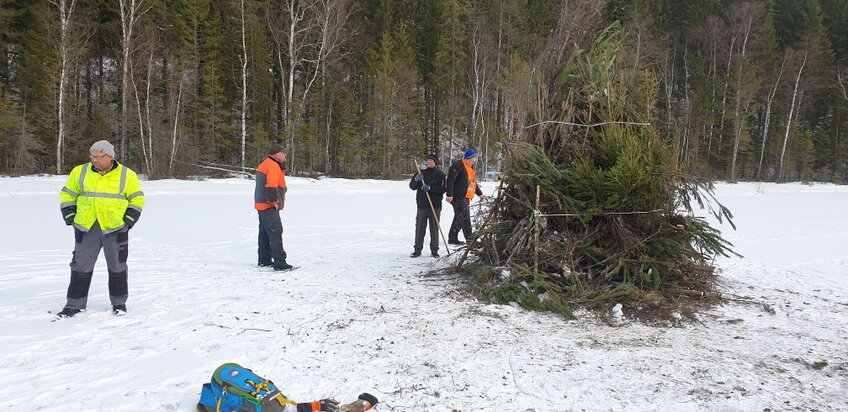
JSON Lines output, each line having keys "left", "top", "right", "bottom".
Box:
{"left": 325, "top": 89, "right": 332, "bottom": 173}
{"left": 131, "top": 66, "right": 150, "bottom": 175}
{"left": 706, "top": 35, "right": 718, "bottom": 159}
{"left": 274, "top": 46, "right": 287, "bottom": 134}
{"left": 313, "top": 0, "right": 353, "bottom": 174}
{"left": 680, "top": 45, "right": 691, "bottom": 168}
{"left": 286, "top": 0, "right": 303, "bottom": 172}
{"left": 838, "top": 67, "right": 848, "bottom": 180}
{"left": 758, "top": 54, "right": 786, "bottom": 178}
{"left": 52, "top": 0, "right": 78, "bottom": 174}
{"left": 779, "top": 46, "right": 808, "bottom": 181}
{"left": 240, "top": 0, "right": 248, "bottom": 170}
{"left": 470, "top": 21, "right": 483, "bottom": 140}
{"left": 495, "top": 2, "right": 504, "bottom": 130}
{"left": 716, "top": 34, "right": 737, "bottom": 160}
{"left": 662, "top": 42, "right": 675, "bottom": 133}
{"left": 730, "top": 16, "right": 753, "bottom": 182}
{"left": 169, "top": 77, "right": 183, "bottom": 175}
{"left": 144, "top": 50, "right": 154, "bottom": 177}
{"left": 323, "top": 47, "right": 331, "bottom": 175}
{"left": 119, "top": 0, "right": 151, "bottom": 158}
{"left": 837, "top": 66, "right": 848, "bottom": 103}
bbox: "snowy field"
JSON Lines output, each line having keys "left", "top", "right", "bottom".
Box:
{"left": 0, "top": 176, "right": 846, "bottom": 411}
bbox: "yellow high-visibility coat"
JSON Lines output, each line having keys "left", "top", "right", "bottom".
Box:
{"left": 60, "top": 162, "right": 145, "bottom": 234}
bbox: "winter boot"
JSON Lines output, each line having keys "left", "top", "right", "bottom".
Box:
{"left": 57, "top": 308, "right": 82, "bottom": 318}
{"left": 112, "top": 304, "right": 127, "bottom": 316}
{"left": 274, "top": 262, "right": 295, "bottom": 271}
{"left": 431, "top": 251, "right": 440, "bottom": 258}
{"left": 410, "top": 250, "right": 422, "bottom": 258}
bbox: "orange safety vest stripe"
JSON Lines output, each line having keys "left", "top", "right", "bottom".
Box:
{"left": 463, "top": 159, "right": 477, "bottom": 199}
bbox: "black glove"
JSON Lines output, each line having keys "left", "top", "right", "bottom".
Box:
{"left": 358, "top": 393, "right": 378, "bottom": 406}
{"left": 421, "top": 184, "right": 430, "bottom": 192}
{"left": 124, "top": 208, "right": 141, "bottom": 229}
{"left": 340, "top": 393, "right": 379, "bottom": 412}
{"left": 297, "top": 399, "right": 339, "bottom": 412}
{"left": 61, "top": 206, "right": 76, "bottom": 225}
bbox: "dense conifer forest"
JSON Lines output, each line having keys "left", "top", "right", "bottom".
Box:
{"left": 1, "top": 0, "right": 846, "bottom": 181}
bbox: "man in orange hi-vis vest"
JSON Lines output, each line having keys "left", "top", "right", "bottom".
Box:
{"left": 445, "top": 148, "right": 484, "bottom": 245}
{"left": 254, "top": 144, "right": 294, "bottom": 271}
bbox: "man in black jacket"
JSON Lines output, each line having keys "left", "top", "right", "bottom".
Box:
{"left": 409, "top": 154, "right": 447, "bottom": 257}
{"left": 446, "top": 149, "right": 484, "bottom": 245}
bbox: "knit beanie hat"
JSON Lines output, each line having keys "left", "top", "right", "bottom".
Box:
{"left": 463, "top": 148, "right": 477, "bottom": 159}
{"left": 269, "top": 144, "right": 287, "bottom": 155}
{"left": 90, "top": 140, "right": 115, "bottom": 158}
{"left": 425, "top": 154, "right": 439, "bottom": 165}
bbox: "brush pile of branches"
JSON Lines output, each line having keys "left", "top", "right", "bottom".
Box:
{"left": 465, "top": 26, "right": 737, "bottom": 319}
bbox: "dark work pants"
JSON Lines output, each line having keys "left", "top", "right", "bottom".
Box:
{"left": 414, "top": 206, "right": 441, "bottom": 253}
{"left": 66, "top": 221, "right": 129, "bottom": 310}
{"left": 258, "top": 208, "right": 287, "bottom": 268}
{"left": 448, "top": 198, "right": 472, "bottom": 242}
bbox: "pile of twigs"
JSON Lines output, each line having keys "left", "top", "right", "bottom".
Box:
{"left": 456, "top": 25, "right": 738, "bottom": 319}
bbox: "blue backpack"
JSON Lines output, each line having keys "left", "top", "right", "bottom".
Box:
{"left": 197, "top": 363, "right": 294, "bottom": 412}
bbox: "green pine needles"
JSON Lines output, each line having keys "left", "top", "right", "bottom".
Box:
{"left": 468, "top": 24, "right": 738, "bottom": 321}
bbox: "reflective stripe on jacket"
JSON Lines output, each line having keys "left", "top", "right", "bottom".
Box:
{"left": 59, "top": 162, "right": 145, "bottom": 234}
{"left": 462, "top": 160, "right": 477, "bottom": 199}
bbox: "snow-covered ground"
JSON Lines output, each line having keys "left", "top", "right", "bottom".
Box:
{"left": 0, "top": 176, "right": 846, "bottom": 411}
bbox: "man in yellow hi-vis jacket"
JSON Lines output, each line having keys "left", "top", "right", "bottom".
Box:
{"left": 56, "top": 140, "right": 145, "bottom": 318}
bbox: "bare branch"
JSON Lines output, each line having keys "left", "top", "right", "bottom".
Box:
{"left": 525, "top": 121, "right": 651, "bottom": 129}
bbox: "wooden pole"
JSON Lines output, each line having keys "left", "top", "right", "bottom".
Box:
{"left": 455, "top": 179, "right": 505, "bottom": 270}
{"left": 413, "top": 161, "right": 451, "bottom": 256}
{"left": 534, "top": 185, "right": 541, "bottom": 274}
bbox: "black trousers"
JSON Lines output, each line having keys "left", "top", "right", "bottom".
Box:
{"left": 258, "top": 209, "right": 287, "bottom": 268}
{"left": 414, "top": 206, "right": 441, "bottom": 253}
{"left": 448, "top": 198, "right": 472, "bottom": 242}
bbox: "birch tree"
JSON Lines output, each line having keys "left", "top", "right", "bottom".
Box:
{"left": 729, "top": 2, "right": 763, "bottom": 182}
{"left": 50, "top": 0, "right": 78, "bottom": 174}
{"left": 779, "top": 45, "right": 808, "bottom": 180}
{"left": 119, "top": 0, "right": 152, "bottom": 157}
{"left": 469, "top": 16, "right": 493, "bottom": 166}
{"left": 169, "top": 77, "right": 183, "bottom": 176}
{"left": 838, "top": 66, "right": 848, "bottom": 103}
{"left": 239, "top": 0, "right": 248, "bottom": 170}
{"left": 314, "top": 0, "right": 354, "bottom": 174}
{"left": 266, "top": 0, "right": 318, "bottom": 173}
{"left": 758, "top": 54, "right": 786, "bottom": 178}
{"left": 757, "top": 11, "right": 785, "bottom": 179}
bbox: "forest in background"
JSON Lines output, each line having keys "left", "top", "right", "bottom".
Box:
{"left": 1, "top": 0, "right": 847, "bottom": 181}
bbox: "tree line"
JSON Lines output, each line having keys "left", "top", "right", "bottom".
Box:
{"left": 1, "top": 0, "right": 847, "bottom": 182}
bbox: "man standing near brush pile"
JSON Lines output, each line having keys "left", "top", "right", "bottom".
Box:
{"left": 446, "top": 149, "right": 484, "bottom": 245}
{"left": 255, "top": 144, "right": 294, "bottom": 271}
{"left": 409, "top": 154, "right": 447, "bottom": 258}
